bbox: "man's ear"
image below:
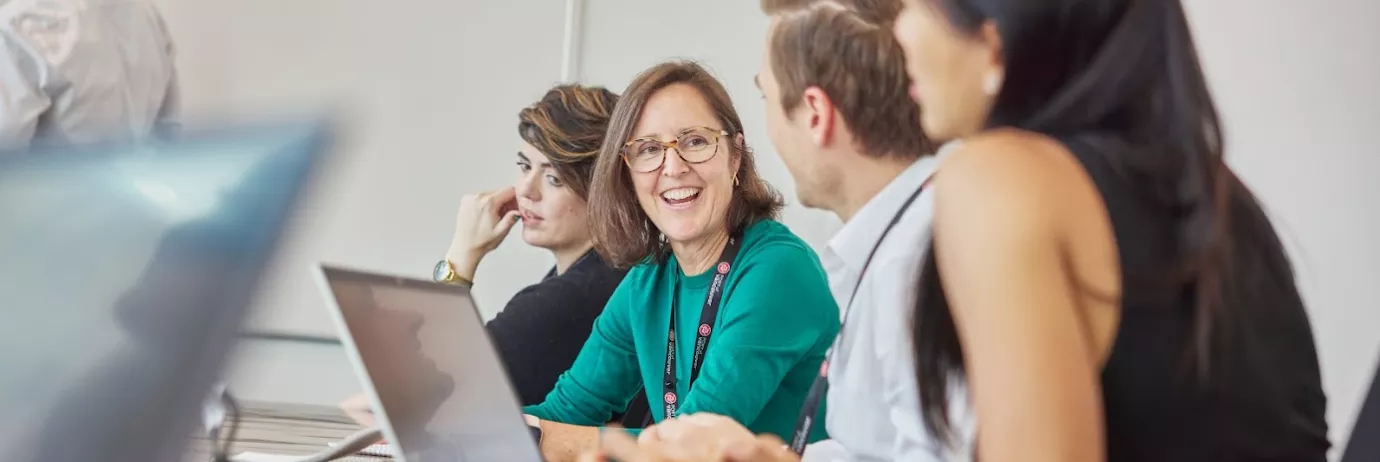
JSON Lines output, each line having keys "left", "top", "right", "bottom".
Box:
{"left": 800, "top": 86, "right": 835, "bottom": 147}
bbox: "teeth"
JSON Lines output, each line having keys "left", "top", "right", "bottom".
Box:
{"left": 661, "top": 188, "right": 701, "bottom": 201}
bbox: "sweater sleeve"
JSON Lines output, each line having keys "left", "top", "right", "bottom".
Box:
{"left": 677, "top": 243, "right": 841, "bottom": 430}
{"left": 521, "top": 276, "right": 643, "bottom": 425}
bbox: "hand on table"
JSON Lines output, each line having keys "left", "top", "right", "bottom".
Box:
{"left": 339, "top": 392, "right": 378, "bottom": 429}
{"left": 525, "top": 414, "right": 600, "bottom": 462}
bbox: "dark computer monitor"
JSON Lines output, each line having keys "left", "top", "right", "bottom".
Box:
{"left": 1344, "top": 357, "right": 1380, "bottom": 462}
{"left": 0, "top": 122, "right": 332, "bottom": 462}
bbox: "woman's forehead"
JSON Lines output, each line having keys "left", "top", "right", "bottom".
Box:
{"left": 631, "top": 84, "right": 721, "bottom": 140}
{"left": 516, "top": 141, "right": 553, "bottom": 165}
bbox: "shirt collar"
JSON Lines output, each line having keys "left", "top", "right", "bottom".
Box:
{"left": 825, "top": 141, "right": 960, "bottom": 272}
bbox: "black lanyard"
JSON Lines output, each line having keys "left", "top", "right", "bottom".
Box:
{"left": 789, "top": 177, "right": 933, "bottom": 454}
{"left": 662, "top": 233, "right": 743, "bottom": 419}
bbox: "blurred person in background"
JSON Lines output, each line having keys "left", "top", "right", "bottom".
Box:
{"left": 342, "top": 84, "right": 629, "bottom": 427}
{"left": 0, "top": 0, "right": 179, "bottom": 149}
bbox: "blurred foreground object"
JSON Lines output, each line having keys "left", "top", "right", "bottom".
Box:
{"left": 0, "top": 121, "right": 332, "bottom": 462}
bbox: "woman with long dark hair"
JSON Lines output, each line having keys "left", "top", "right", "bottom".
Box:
{"left": 890, "top": 0, "right": 1330, "bottom": 460}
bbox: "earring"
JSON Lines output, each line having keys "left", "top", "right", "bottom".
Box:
{"left": 733, "top": 173, "right": 740, "bottom": 187}
{"left": 983, "top": 72, "right": 1003, "bottom": 96}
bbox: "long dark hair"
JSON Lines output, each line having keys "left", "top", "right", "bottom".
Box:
{"left": 910, "top": 0, "right": 1306, "bottom": 444}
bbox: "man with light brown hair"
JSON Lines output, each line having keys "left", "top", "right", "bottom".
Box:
{"left": 585, "top": 1, "right": 973, "bottom": 461}
{"left": 755, "top": 1, "right": 970, "bottom": 460}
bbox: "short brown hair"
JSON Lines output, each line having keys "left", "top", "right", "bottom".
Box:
{"left": 589, "top": 61, "right": 785, "bottom": 268}
{"left": 761, "top": 0, "right": 933, "bottom": 158}
{"left": 517, "top": 84, "right": 619, "bottom": 200}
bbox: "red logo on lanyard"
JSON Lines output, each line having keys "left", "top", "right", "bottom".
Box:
{"left": 698, "top": 324, "right": 711, "bottom": 336}
{"left": 717, "top": 262, "right": 731, "bottom": 274}
{"left": 664, "top": 392, "right": 677, "bottom": 404}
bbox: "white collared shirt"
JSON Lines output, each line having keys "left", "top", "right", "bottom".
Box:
{"left": 804, "top": 145, "right": 973, "bottom": 462}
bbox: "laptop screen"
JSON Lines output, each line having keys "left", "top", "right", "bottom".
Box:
{"left": 0, "top": 124, "right": 329, "bottom": 462}
{"left": 321, "top": 267, "right": 542, "bottom": 462}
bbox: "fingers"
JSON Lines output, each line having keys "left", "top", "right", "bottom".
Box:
{"left": 467, "top": 187, "right": 517, "bottom": 212}
{"left": 724, "top": 435, "right": 797, "bottom": 462}
{"left": 494, "top": 210, "right": 521, "bottom": 234}
{"left": 486, "top": 186, "right": 518, "bottom": 206}
{"left": 576, "top": 452, "right": 607, "bottom": 462}
{"left": 338, "top": 393, "right": 378, "bottom": 427}
{"left": 456, "top": 193, "right": 484, "bottom": 222}
{"left": 638, "top": 425, "right": 662, "bottom": 445}
{"left": 461, "top": 192, "right": 481, "bottom": 203}
{"left": 494, "top": 188, "right": 520, "bottom": 215}
{"left": 338, "top": 392, "right": 370, "bottom": 410}
{"left": 651, "top": 413, "right": 754, "bottom": 458}
{"left": 649, "top": 419, "right": 692, "bottom": 444}
{"left": 599, "top": 430, "right": 654, "bottom": 462}
{"left": 476, "top": 187, "right": 520, "bottom": 225}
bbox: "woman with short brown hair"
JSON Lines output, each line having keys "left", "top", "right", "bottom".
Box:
{"left": 521, "top": 61, "right": 840, "bottom": 462}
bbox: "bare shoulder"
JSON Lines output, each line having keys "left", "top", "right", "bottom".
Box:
{"left": 933, "top": 129, "right": 1089, "bottom": 230}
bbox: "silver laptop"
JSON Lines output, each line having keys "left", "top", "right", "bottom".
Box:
{"left": 316, "top": 264, "right": 544, "bottom": 462}
{"left": 0, "top": 122, "right": 332, "bottom": 462}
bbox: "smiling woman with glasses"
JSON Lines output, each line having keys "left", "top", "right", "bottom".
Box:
{"left": 518, "top": 60, "right": 840, "bottom": 462}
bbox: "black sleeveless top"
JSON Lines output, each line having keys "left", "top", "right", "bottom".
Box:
{"left": 939, "top": 135, "right": 1331, "bottom": 461}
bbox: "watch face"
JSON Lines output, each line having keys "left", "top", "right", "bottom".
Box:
{"left": 433, "top": 261, "right": 449, "bottom": 281}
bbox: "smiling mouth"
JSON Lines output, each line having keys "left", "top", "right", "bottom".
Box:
{"left": 660, "top": 187, "right": 702, "bottom": 209}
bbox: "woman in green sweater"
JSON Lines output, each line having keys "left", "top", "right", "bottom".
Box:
{"left": 521, "top": 60, "right": 840, "bottom": 461}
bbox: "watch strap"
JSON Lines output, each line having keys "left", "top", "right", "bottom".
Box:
{"left": 435, "top": 259, "right": 474, "bottom": 287}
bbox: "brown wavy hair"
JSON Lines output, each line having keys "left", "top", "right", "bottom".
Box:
{"left": 588, "top": 61, "right": 785, "bottom": 268}
{"left": 517, "top": 84, "right": 619, "bottom": 200}
{"left": 761, "top": 0, "right": 932, "bottom": 158}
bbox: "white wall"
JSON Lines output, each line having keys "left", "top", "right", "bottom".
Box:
{"left": 152, "top": 0, "right": 576, "bottom": 407}
{"left": 154, "top": 0, "right": 1378, "bottom": 456}
{"left": 156, "top": 0, "right": 569, "bottom": 336}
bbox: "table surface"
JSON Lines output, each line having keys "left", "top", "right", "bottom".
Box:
{"left": 186, "top": 402, "right": 384, "bottom": 461}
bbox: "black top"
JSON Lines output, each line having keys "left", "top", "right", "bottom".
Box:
{"left": 486, "top": 249, "right": 626, "bottom": 406}
{"left": 1342, "top": 354, "right": 1380, "bottom": 462}
{"left": 1048, "top": 135, "right": 1329, "bottom": 461}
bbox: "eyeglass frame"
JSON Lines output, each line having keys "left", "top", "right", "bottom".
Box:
{"left": 620, "top": 126, "right": 733, "bottom": 173}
